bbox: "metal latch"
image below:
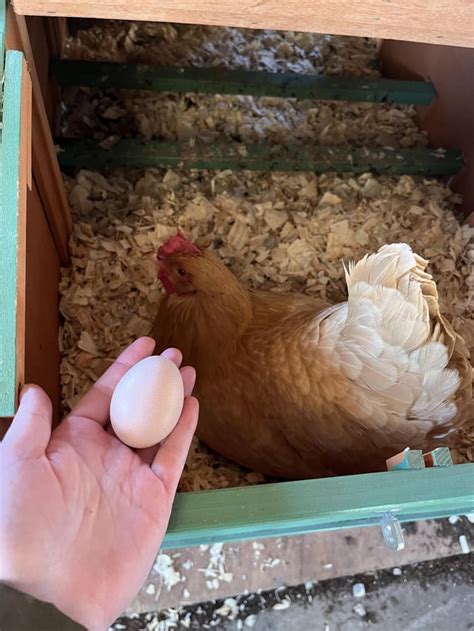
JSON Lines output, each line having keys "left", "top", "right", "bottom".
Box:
{"left": 380, "top": 511, "right": 405, "bottom": 551}
{"left": 380, "top": 447, "right": 453, "bottom": 550}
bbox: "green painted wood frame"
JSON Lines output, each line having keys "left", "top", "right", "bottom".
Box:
{"left": 163, "top": 464, "right": 474, "bottom": 549}
{"left": 51, "top": 59, "right": 437, "bottom": 105}
{"left": 0, "top": 49, "right": 27, "bottom": 417}
{"left": 58, "top": 139, "right": 464, "bottom": 176}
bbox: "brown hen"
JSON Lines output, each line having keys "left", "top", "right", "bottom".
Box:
{"left": 151, "top": 232, "right": 471, "bottom": 478}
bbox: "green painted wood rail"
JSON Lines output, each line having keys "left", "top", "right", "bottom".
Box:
{"left": 163, "top": 464, "right": 474, "bottom": 549}
{"left": 52, "top": 60, "right": 462, "bottom": 176}
{"left": 51, "top": 59, "right": 437, "bottom": 105}
{"left": 58, "top": 139, "right": 463, "bottom": 176}
{"left": 0, "top": 50, "right": 26, "bottom": 417}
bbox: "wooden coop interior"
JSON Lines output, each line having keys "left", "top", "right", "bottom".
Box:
{"left": 1, "top": 0, "right": 473, "bottom": 561}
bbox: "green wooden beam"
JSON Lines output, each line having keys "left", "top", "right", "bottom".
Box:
{"left": 163, "top": 464, "right": 474, "bottom": 549}
{"left": 57, "top": 139, "right": 463, "bottom": 176}
{"left": 51, "top": 59, "right": 437, "bottom": 105}
{"left": 0, "top": 51, "right": 25, "bottom": 416}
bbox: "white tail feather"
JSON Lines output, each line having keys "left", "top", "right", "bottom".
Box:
{"left": 322, "top": 243, "right": 460, "bottom": 426}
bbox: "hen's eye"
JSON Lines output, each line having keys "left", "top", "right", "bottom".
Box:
{"left": 177, "top": 268, "right": 186, "bottom": 277}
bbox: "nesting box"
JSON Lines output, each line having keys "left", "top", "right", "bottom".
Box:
{"left": 1, "top": 3, "right": 473, "bottom": 551}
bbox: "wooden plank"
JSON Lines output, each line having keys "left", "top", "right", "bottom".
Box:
{"left": 57, "top": 139, "right": 464, "bottom": 176}
{"left": 6, "top": 7, "right": 72, "bottom": 264}
{"left": 133, "top": 520, "right": 473, "bottom": 610}
{"left": 51, "top": 60, "right": 437, "bottom": 105}
{"left": 162, "top": 464, "right": 474, "bottom": 549}
{"left": 42, "top": 15, "right": 67, "bottom": 131}
{"left": 0, "top": 0, "right": 5, "bottom": 78}
{"left": 43, "top": 15, "right": 67, "bottom": 57}
{"left": 0, "top": 52, "right": 31, "bottom": 418}
{"left": 11, "top": 0, "right": 474, "bottom": 48}
{"left": 25, "top": 178, "right": 62, "bottom": 425}
{"left": 26, "top": 16, "right": 65, "bottom": 129}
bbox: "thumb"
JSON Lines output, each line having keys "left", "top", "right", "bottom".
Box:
{"left": 2, "top": 385, "right": 53, "bottom": 457}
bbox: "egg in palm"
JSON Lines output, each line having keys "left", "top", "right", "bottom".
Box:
{"left": 110, "top": 356, "right": 184, "bottom": 448}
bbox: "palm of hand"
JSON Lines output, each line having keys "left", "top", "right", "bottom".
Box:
{"left": 0, "top": 339, "right": 197, "bottom": 630}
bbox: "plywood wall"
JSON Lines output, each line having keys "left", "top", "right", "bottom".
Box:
{"left": 379, "top": 41, "right": 474, "bottom": 219}
{"left": 25, "top": 181, "right": 62, "bottom": 423}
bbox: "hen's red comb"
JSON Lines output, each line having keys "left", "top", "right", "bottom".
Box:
{"left": 157, "top": 230, "right": 201, "bottom": 259}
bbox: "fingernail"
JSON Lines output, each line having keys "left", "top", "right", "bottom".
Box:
{"left": 136, "top": 336, "right": 155, "bottom": 345}
{"left": 162, "top": 347, "right": 179, "bottom": 357}
{"left": 20, "top": 384, "right": 34, "bottom": 402}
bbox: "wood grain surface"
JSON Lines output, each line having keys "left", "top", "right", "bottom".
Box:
{"left": 12, "top": 0, "right": 474, "bottom": 47}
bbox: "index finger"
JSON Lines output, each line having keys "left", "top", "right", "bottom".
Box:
{"left": 67, "top": 337, "right": 156, "bottom": 426}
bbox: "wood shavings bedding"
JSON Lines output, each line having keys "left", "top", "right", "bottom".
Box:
{"left": 65, "top": 22, "right": 379, "bottom": 77}
{"left": 61, "top": 167, "right": 474, "bottom": 487}
{"left": 62, "top": 23, "right": 425, "bottom": 150}
{"left": 62, "top": 89, "right": 426, "bottom": 151}
{"left": 59, "top": 24, "right": 473, "bottom": 490}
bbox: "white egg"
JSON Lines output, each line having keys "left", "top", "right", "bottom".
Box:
{"left": 110, "top": 355, "right": 184, "bottom": 449}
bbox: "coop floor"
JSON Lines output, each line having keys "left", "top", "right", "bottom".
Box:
{"left": 112, "top": 547, "right": 474, "bottom": 630}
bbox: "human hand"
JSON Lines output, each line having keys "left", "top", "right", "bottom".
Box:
{"left": 0, "top": 337, "right": 198, "bottom": 630}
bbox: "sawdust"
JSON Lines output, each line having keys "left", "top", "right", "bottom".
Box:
{"left": 65, "top": 22, "right": 379, "bottom": 76}
{"left": 62, "top": 23, "right": 426, "bottom": 150}
{"left": 60, "top": 168, "right": 474, "bottom": 482}
{"left": 59, "top": 23, "right": 474, "bottom": 491}
{"left": 198, "top": 543, "right": 234, "bottom": 590}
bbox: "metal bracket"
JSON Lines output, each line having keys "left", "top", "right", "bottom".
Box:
{"left": 380, "top": 511, "right": 405, "bottom": 551}
{"left": 381, "top": 447, "right": 454, "bottom": 551}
